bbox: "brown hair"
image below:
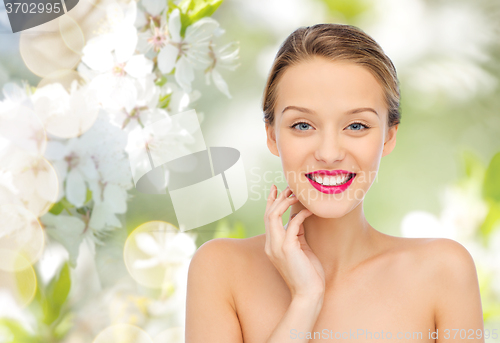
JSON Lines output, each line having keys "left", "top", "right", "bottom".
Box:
{"left": 262, "top": 23, "right": 401, "bottom": 128}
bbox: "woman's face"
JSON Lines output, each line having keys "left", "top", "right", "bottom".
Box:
{"left": 266, "top": 56, "right": 398, "bottom": 218}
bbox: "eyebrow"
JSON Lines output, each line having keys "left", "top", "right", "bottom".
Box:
{"left": 281, "top": 105, "right": 378, "bottom": 117}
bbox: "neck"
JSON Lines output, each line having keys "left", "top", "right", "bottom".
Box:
{"left": 289, "top": 200, "right": 382, "bottom": 284}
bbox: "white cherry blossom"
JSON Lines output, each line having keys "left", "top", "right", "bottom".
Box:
{"left": 82, "top": 1, "right": 139, "bottom": 70}
{"left": 81, "top": 1, "right": 154, "bottom": 112}
{"left": 40, "top": 212, "right": 88, "bottom": 267}
{"left": 157, "top": 8, "right": 220, "bottom": 92}
{"left": 133, "top": 230, "right": 196, "bottom": 270}
{"left": 106, "top": 74, "right": 164, "bottom": 132}
{"left": 32, "top": 81, "right": 100, "bottom": 138}
{"left": 2, "top": 0, "right": 239, "bottom": 334}
{"left": 142, "top": 0, "right": 168, "bottom": 17}
{"left": 204, "top": 41, "right": 240, "bottom": 98}
{"left": 155, "top": 81, "right": 202, "bottom": 115}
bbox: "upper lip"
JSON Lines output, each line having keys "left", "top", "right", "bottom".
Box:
{"left": 306, "top": 170, "right": 356, "bottom": 177}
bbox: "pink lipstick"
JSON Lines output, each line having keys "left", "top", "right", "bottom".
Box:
{"left": 305, "top": 170, "right": 356, "bottom": 194}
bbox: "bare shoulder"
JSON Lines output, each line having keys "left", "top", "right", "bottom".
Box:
{"left": 189, "top": 234, "right": 267, "bottom": 284}
{"left": 192, "top": 234, "right": 266, "bottom": 263}
{"left": 374, "top": 234, "right": 476, "bottom": 277}
{"left": 188, "top": 238, "right": 245, "bottom": 294}
{"left": 368, "top": 234, "right": 483, "bottom": 328}
{"left": 189, "top": 237, "right": 244, "bottom": 282}
{"left": 381, "top": 235, "right": 479, "bottom": 289}
{"left": 416, "top": 237, "right": 473, "bottom": 259}
{"left": 415, "top": 237, "right": 478, "bottom": 282}
{"left": 400, "top": 238, "right": 483, "bottom": 327}
{"left": 185, "top": 236, "right": 265, "bottom": 342}
{"left": 399, "top": 237, "right": 476, "bottom": 272}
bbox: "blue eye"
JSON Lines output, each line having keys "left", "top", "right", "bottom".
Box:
{"left": 290, "top": 121, "right": 371, "bottom": 132}
{"left": 291, "top": 122, "right": 313, "bottom": 131}
{"left": 347, "top": 122, "right": 370, "bottom": 131}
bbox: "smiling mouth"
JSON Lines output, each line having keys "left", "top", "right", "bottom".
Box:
{"left": 305, "top": 172, "right": 356, "bottom": 187}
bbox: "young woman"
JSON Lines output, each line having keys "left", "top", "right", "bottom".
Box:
{"left": 185, "top": 24, "right": 485, "bottom": 343}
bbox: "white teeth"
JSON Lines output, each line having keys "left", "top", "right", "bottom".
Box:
{"left": 310, "top": 174, "right": 351, "bottom": 186}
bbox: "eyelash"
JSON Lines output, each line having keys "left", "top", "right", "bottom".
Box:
{"left": 289, "top": 121, "right": 372, "bottom": 132}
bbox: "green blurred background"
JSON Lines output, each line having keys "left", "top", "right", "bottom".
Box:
{"left": 1, "top": 0, "right": 500, "bottom": 338}
{"left": 122, "top": 0, "right": 500, "bottom": 245}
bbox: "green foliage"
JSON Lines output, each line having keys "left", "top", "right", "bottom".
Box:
{"left": 29, "top": 262, "right": 71, "bottom": 328}
{"left": 85, "top": 189, "right": 92, "bottom": 204}
{"left": 213, "top": 220, "right": 246, "bottom": 239}
{"left": 155, "top": 75, "right": 168, "bottom": 87}
{"left": 2, "top": 258, "right": 79, "bottom": 342}
{"left": 479, "top": 152, "right": 500, "bottom": 242}
{"left": 48, "top": 197, "right": 75, "bottom": 215}
{"left": 168, "top": 0, "right": 223, "bottom": 37}
{"left": 49, "top": 191, "right": 92, "bottom": 216}
{"left": 480, "top": 200, "right": 500, "bottom": 242}
{"left": 158, "top": 92, "right": 172, "bottom": 109}
{"left": 0, "top": 318, "right": 37, "bottom": 343}
{"left": 52, "top": 312, "right": 74, "bottom": 340}
{"left": 43, "top": 262, "right": 71, "bottom": 325}
{"left": 478, "top": 267, "right": 500, "bottom": 322}
{"left": 462, "top": 149, "right": 486, "bottom": 180}
{"left": 48, "top": 201, "right": 64, "bottom": 215}
{"left": 188, "top": 0, "right": 223, "bottom": 22}
{"left": 315, "top": 0, "right": 372, "bottom": 23}
{"left": 483, "top": 152, "right": 500, "bottom": 203}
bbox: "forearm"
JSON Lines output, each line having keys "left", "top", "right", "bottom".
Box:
{"left": 266, "top": 293, "right": 324, "bottom": 343}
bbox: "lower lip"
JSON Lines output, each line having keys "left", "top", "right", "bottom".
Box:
{"left": 306, "top": 174, "right": 355, "bottom": 194}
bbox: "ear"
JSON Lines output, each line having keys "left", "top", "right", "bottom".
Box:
{"left": 382, "top": 124, "right": 398, "bottom": 157}
{"left": 265, "top": 123, "right": 279, "bottom": 157}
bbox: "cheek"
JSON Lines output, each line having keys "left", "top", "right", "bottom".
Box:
{"left": 277, "top": 133, "right": 309, "bottom": 183}
{"left": 277, "top": 133, "right": 306, "bottom": 162}
{"left": 347, "top": 133, "right": 384, "bottom": 183}
{"left": 352, "top": 136, "right": 381, "bottom": 163}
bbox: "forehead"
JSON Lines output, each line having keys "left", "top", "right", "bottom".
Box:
{"left": 275, "top": 57, "right": 387, "bottom": 118}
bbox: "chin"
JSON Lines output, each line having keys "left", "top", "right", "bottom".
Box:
{"left": 303, "top": 199, "right": 355, "bottom": 219}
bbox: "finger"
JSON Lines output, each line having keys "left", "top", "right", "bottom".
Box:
{"left": 264, "top": 185, "right": 278, "bottom": 231}
{"left": 297, "top": 222, "right": 309, "bottom": 248}
{"left": 284, "top": 211, "right": 298, "bottom": 231}
{"left": 284, "top": 209, "right": 313, "bottom": 245}
{"left": 270, "top": 195, "right": 299, "bottom": 222}
{"left": 267, "top": 188, "right": 297, "bottom": 245}
{"left": 268, "top": 196, "right": 299, "bottom": 240}
{"left": 267, "top": 185, "right": 294, "bottom": 215}
{"left": 288, "top": 211, "right": 298, "bottom": 224}
{"left": 278, "top": 185, "right": 293, "bottom": 199}
{"left": 264, "top": 185, "right": 277, "bottom": 245}
{"left": 271, "top": 186, "right": 298, "bottom": 225}
{"left": 274, "top": 185, "right": 292, "bottom": 206}
{"left": 267, "top": 186, "right": 295, "bottom": 230}
{"left": 265, "top": 184, "right": 277, "bottom": 213}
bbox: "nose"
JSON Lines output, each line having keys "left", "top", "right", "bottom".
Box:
{"left": 314, "top": 130, "right": 345, "bottom": 164}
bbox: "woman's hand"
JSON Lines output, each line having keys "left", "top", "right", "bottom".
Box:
{"left": 264, "top": 185, "right": 326, "bottom": 299}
